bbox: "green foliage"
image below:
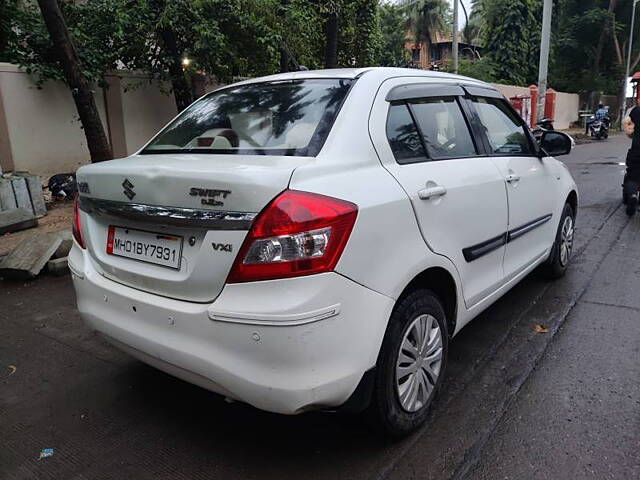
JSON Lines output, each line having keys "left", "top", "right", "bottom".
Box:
{"left": 549, "top": 0, "right": 625, "bottom": 95}
{"left": 3, "top": 0, "right": 135, "bottom": 87}
{"left": 470, "top": 0, "right": 640, "bottom": 95}
{"left": 446, "top": 56, "right": 497, "bottom": 83}
{"left": 465, "top": 0, "right": 486, "bottom": 44}
{"left": 0, "top": 0, "right": 17, "bottom": 61}
{"left": 339, "top": 0, "right": 382, "bottom": 67}
{"left": 482, "top": 0, "right": 541, "bottom": 86}
{"left": 277, "top": 0, "right": 325, "bottom": 70}
{"left": 5, "top": 0, "right": 388, "bottom": 89}
{"left": 377, "top": 1, "right": 411, "bottom": 67}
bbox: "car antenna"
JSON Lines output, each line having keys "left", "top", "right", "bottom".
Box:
{"left": 281, "top": 41, "right": 307, "bottom": 71}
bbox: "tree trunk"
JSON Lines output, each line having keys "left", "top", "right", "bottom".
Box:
{"left": 157, "top": 25, "right": 193, "bottom": 112}
{"left": 279, "top": 0, "right": 290, "bottom": 72}
{"left": 36, "top": 0, "right": 112, "bottom": 163}
{"left": 324, "top": 11, "right": 339, "bottom": 69}
{"left": 280, "top": 46, "right": 289, "bottom": 72}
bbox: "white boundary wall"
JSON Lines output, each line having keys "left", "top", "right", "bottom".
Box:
{"left": 0, "top": 63, "right": 178, "bottom": 176}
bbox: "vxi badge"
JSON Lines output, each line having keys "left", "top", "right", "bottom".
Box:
{"left": 189, "top": 187, "right": 231, "bottom": 206}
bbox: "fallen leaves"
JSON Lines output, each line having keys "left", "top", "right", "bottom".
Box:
{"left": 38, "top": 448, "right": 54, "bottom": 460}
{"left": 532, "top": 324, "right": 549, "bottom": 333}
{"left": 7, "top": 365, "right": 16, "bottom": 376}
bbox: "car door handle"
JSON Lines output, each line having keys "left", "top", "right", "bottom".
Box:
{"left": 418, "top": 185, "right": 447, "bottom": 200}
{"left": 505, "top": 174, "right": 520, "bottom": 183}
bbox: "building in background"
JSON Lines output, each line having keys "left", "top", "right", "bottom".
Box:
{"left": 406, "top": 32, "right": 481, "bottom": 71}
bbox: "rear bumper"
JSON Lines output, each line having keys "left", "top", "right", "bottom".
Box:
{"left": 69, "top": 245, "right": 393, "bottom": 414}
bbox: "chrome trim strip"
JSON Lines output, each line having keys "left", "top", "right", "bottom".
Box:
{"left": 208, "top": 304, "right": 341, "bottom": 326}
{"left": 79, "top": 196, "right": 256, "bottom": 230}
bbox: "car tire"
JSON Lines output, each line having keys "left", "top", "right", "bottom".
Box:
{"left": 368, "top": 288, "right": 448, "bottom": 437}
{"left": 540, "top": 203, "right": 575, "bottom": 279}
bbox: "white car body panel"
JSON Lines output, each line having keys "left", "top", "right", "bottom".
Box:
{"left": 489, "top": 155, "right": 557, "bottom": 281}
{"left": 70, "top": 68, "right": 578, "bottom": 415}
{"left": 69, "top": 245, "right": 393, "bottom": 414}
{"left": 368, "top": 76, "right": 510, "bottom": 308}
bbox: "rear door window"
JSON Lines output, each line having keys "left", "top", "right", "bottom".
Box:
{"left": 386, "top": 96, "right": 478, "bottom": 164}
{"left": 470, "top": 97, "right": 533, "bottom": 155}
{"left": 386, "top": 104, "right": 427, "bottom": 164}
{"left": 409, "top": 97, "right": 477, "bottom": 160}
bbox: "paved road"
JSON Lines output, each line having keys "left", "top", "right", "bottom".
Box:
{"left": 1, "top": 135, "right": 639, "bottom": 479}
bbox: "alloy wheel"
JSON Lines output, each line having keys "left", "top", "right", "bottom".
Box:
{"left": 559, "top": 216, "right": 574, "bottom": 267}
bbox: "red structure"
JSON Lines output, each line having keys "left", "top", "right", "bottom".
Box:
{"left": 544, "top": 88, "right": 556, "bottom": 120}
{"left": 529, "top": 85, "right": 538, "bottom": 126}
{"left": 511, "top": 85, "right": 556, "bottom": 127}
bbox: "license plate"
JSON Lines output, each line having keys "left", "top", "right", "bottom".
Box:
{"left": 106, "top": 226, "right": 183, "bottom": 269}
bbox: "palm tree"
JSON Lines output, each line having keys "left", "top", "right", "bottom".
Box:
{"left": 463, "top": 0, "right": 485, "bottom": 46}
{"left": 400, "top": 0, "right": 449, "bottom": 47}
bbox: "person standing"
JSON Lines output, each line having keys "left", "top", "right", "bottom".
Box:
{"left": 623, "top": 100, "right": 640, "bottom": 216}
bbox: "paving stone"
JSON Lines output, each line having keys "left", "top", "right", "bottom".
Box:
{"left": 0, "top": 232, "right": 62, "bottom": 279}
{"left": 0, "top": 208, "right": 37, "bottom": 235}
{"left": 11, "top": 177, "right": 33, "bottom": 213}
{"left": 23, "top": 175, "right": 47, "bottom": 217}
{"left": 47, "top": 257, "right": 70, "bottom": 276}
{"left": 0, "top": 179, "right": 17, "bottom": 211}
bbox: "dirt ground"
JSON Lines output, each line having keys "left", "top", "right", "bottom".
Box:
{"left": 0, "top": 200, "right": 73, "bottom": 257}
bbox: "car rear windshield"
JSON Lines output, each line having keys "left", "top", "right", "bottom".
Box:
{"left": 142, "top": 79, "right": 353, "bottom": 157}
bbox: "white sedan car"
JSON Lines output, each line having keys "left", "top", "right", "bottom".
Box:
{"left": 70, "top": 68, "right": 577, "bottom": 436}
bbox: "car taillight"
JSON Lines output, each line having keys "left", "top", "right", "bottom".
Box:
{"left": 73, "top": 196, "right": 86, "bottom": 249}
{"left": 227, "top": 190, "right": 358, "bottom": 283}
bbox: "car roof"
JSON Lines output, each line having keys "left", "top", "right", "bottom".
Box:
{"left": 230, "top": 67, "right": 494, "bottom": 91}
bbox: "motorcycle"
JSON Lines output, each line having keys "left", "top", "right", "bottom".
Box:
{"left": 588, "top": 116, "right": 609, "bottom": 140}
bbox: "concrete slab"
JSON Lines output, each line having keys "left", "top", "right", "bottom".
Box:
{"left": 0, "top": 207, "right": 37, "bottom": 234}
{"left": 52, "top": 230, "right": 73, "bottom": 259}
{"left": 47, "top": 256, "right": 69, "bottom": 276}
{"left": 10, "top": 177, "right": 32, "bottom": 213}
{"left": 23, "top": 175, "right": 46, "bottom": 217}
{"left": 0, "top": 232, "right": 62, "bottom": 279}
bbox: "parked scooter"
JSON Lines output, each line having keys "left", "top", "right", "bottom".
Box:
{"left": 588, "top": 115, "right": 609, "bottom": 140}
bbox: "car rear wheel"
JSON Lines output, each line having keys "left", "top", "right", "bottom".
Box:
{"left": 368, "top": 288, "right": 448, "bottom": 437}
{"left": 540, "top": 203, "right": 575, "bottom": 279}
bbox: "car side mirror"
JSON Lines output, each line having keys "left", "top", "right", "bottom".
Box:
{"left": 538, "top": 131, "right": 573, "bottom": 157}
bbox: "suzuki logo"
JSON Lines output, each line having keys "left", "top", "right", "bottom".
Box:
{"left": 212, "top": 242, "right": 232, "bottom": 252}
{"left": 122, "top": 179, "right": 136, "bottom": 200}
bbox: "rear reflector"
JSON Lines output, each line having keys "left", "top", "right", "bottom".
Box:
{"left": 227, "top": 190, "right": 357, "bottom": 283}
